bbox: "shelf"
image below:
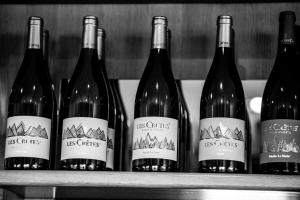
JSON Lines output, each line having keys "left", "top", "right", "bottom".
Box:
{"left": 1, "top": 171, "right": 300, "bottom": 199}
{"left": 1, "top": 171, "right": 300, "bottom": 190}
{"left": 2, "top": 0, "right": 300, "bottom": 4}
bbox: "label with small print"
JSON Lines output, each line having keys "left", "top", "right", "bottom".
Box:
{"left": 61, "top": 117, "right": 108, "bottom": 162}
{"left": 106, "top": 128, "right": 115, "bottom": 169}
{"left": 198, "top": 118, "right": 246, "bottom": 163}
{"left": 260, "top": 119, "right": 300, "bottom": 164}
{"left": 132, "top": 117, "right": 178, "bottom": 161}
{"left": 5, "top": 116, "right": 51, "bottom": 160}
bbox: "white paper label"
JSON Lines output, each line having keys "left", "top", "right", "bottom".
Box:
{"left": 132, "top": 117, "right": 178, "bottom": 161}
{"left": 106, "top": 128, "right": 115, "bottom": 170}
{"left": 61, "top": 117, "right": 108, "bottom": 162}
{"left": 5, "top": 116, "right": 51, "bottom": 160}
{"left": 199, "top": 118, "right": 245, "bottom": 163}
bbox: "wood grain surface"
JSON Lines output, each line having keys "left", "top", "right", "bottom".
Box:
{"left": 0, "top": 3, "right": 300, "bottom": 169}
{"left": 0, "top": 171, "right": 300, "bottom": 191}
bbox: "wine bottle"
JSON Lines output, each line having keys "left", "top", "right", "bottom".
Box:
{"left": 60, "top": 16, "right": 109, "bottom": 171}
{"left": 96, "top": 28, "right": 117, "bottom": 171}
{"left": 132, "top": 16, "right": 180, "bottom": 172}
{"left": 110, "top": 79, "right": 128, "bottom": 171}
{"left": 176, "top": 80, "right": 190, "bottom": 172}
{"left": 198, "top": 16, "right": 246, "bottom": 173}
{"left": 260, "top": 11, "right": 300, "bottom": 174}
{"left": 42, "top": 29, "right": 58, "bottom": 169}
{"left": 4, "top": 16, "right": 55, "bottom": 170}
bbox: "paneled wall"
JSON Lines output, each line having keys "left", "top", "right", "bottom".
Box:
{"left": 0, "top": 3, "right": 299, "bottom": 168}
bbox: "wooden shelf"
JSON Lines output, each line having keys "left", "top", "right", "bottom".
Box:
{"left": 0, "top": 171, "right": 299, "bottom": 190}
{"left": 0, "top": 171, "right": 300, "bottom": 199}
{"left": 2, "top": 0, "right": 300, "bottom": 3}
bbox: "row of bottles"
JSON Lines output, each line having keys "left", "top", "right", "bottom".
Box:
{"left": 3, "top": 11, "right": 300, "bottom": 174}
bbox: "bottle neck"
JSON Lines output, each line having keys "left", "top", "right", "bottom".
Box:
{"left": 214, "top": 23, "right": 235, "bottom": 62}
{"left": 277, "top": 21, "right": 297, "bottom": 56}
{"left": 82, "top": 24, "right": 97, "bottom": 49}
{"left": 151, "top": 24, "right": 167, "bottom": 50}
{"left": 27, "top": 24, "right": 42, "bottom": 49}
{"left": 216, "top": 23, "right": 232, "bottom": 48}
{"left": 97, "top": 36, "right": 104, "bottom": 60}
{"left": 42, "top": 32, "right": 49, "bottom": 62}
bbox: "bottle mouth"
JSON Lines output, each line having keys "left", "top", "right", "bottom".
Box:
{"left": 152, "top": 16, "right": 168, "bottom": 26}
{"left": 217, "top": 15, "right": 232, "bottom": 25}
{"left": 83, "top": 15, "right": 98, "bottom": 26}
{"left": 28, "top": 16, "right": 43, "bottom": 26}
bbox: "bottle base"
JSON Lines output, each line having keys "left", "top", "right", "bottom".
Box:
{"left": 5, "top": 157, "right": 49, "bottom": 170}
{"left": 260, "top": 162, "right": 300, "bottom": 175}
{"left": 132, "top": 159, "right": 178, "bottom": 172}
{"left": 198, "top": 160, "right": 246, "bottom": 173}
{"left": 60, "top": 159, "right": 106, "bottom": 171}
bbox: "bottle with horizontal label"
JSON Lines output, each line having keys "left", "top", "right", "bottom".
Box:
{"left": 96, "top": 28, "right": 118, "bottom": 171}
{"left": 132, "top": 16, "right": 180, "bottom": 172}
{"left": 60, "top": 16, "right": 109, "bottom": 170}
{"left": 260, "top": 11, "right": 300, "bottom": 174}
{"left": 4, "top": 16, "right": 55, "bottom": 170}
{"left": 198, "top": 16, "right": 246, "bottom": 173}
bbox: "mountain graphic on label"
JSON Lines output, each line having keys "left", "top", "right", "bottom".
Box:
{"left": 200, "top": 125, "right": 244, "bottom": 141}
{"left": 62, "top": 124, "right": 106, "bottom": 141}
{"left": 7, "top": 122, "right": 48, "bottom": 139}
{"left": 132, "top": 133, "right": 175, "bottom": 151}
{"left": 107, "top": 138, "right": 114, "bottom": 150}
{"left": 263, "top": 137, "right": 300, "bottom": 153}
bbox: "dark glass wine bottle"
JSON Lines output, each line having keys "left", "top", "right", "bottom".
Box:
{"left": 110, "top": 79, "right": 128, "bottom": 171}
{"left": 4, "top": 16, "right": 55, "bottom": 170}
{"left": 198, "top": 16, "right": 246, "bottom": 173}
{"left": 96, "top": 28, "right": 117, "bottom": 171}
{"left": 260, "top": 11, "right": 300, "bottom": 174}
{"left": 60, "top": 16, "right": 109, "bottom": 171}
{"left": 132, "top": 16, "right": 179, "bottom": 172}
{"left": 42, "top": 29, "right": 58, "bottom": 169}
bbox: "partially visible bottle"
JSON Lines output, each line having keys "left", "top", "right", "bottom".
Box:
{"left": 5, "top": 16, "right": 55, "bottom": 170}
{"left": 260, "top": 11, "right": 300, "bottom": 174}
{"left": 96, "top": 28, "right": 117, "bottom": 171}
{"left": 176, "top": 80, "right": 190, "bottom": 172}
{"left": 42, "top": 29, "right": 58, "bottom": 169}
{"left": 132, "top": 16, "right": 180, "bottom": 172}
{"left": 198, "top": 16, "right": 246, "bottom": 173}
{"left": 110, "top": 79, "right": 128, "bottom": 171}
{"left": 60, "top": 16, "right": 109, "bottom": 171}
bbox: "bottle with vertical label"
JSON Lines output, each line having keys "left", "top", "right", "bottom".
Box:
{"left": 198, "top": 16, "right": 246, "bottom": 173}
{"left": 4, "top": 16, "right": 55, "bottom": 170}
{"left": 60, "top": 16, "right": 109, "bottom": 171}
{"left": 96, "top": 28, "right": 117, "bottom": 171}
{"left": 260, "top": 11, "right": 300, "bottom": 174}
{"left": 132, "top": 16, "right": 179, "bottom": 172}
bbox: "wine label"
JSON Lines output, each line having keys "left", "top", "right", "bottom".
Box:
{"left": 198, "top": 118, "right": 245, "bottom": 163}
{"left": 5, "top": 116, "right": 51, "bottom": 160}
{"left": 61, "top": 117, "right": 108, "bottom": 162}
{"left": 106, "top": 128, "right": 115, "bottom": 170}
{"left": 132, "top": 117, "right": 178, "bottom": 161}
{"left": 260, "top": 119, "right": 300, "bottom": 164}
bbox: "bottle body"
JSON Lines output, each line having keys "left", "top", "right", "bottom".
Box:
{"left": 198, "top": 16, "right": 246, "bottom": 173}
{"left": 260, "top": 11, "right": 300, "bottom": 174}
{"left": 97, "top": 28, "right": 118, "bottom": 171}
{"left": 5, "top": 17, "right": 54, "bottom": 170}
{"left": 60, "top": 16, "right": 109, "bottom": 171}
{"left": 132, "top": 17, "right": 180, "bottom": 172}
